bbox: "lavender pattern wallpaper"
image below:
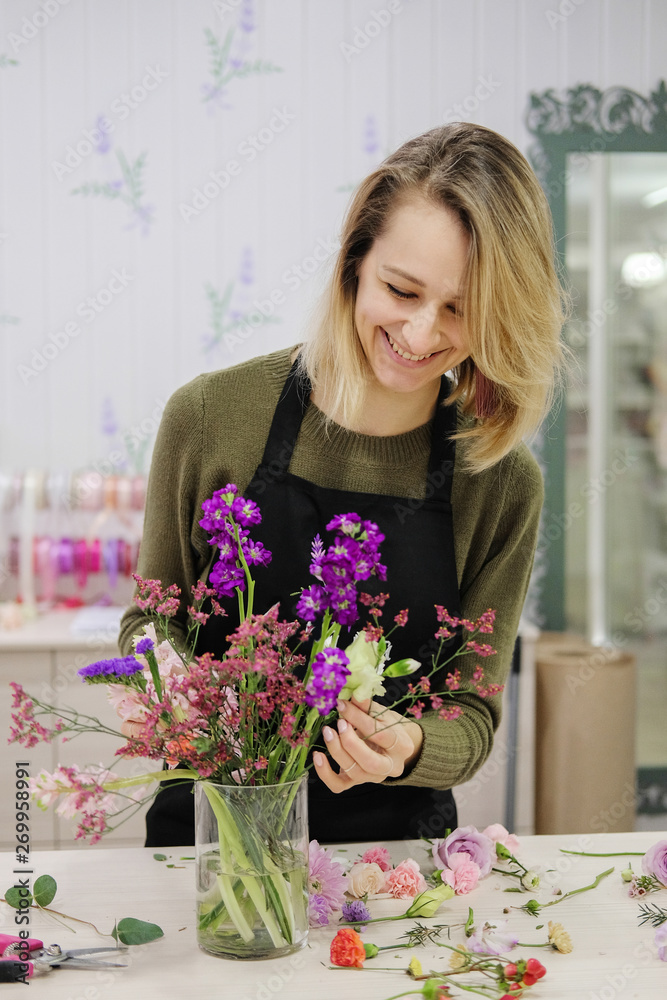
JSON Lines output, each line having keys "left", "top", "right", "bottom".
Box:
{"left": 0, "top": 0, "right": 665, "bottom": 480}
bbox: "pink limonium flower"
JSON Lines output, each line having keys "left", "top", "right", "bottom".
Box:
{"left": 30, "top": 764, "right": 149, "bottom": 845}
{"left": 384, "top": 858, "right": 427, "bottom": 899}
{"left": 432, "top": 825, "right": 495, "bottom": 877}
{"left": 441, "top": 851, "right": 481, "bottom": 894}
{"left": 482, "top": 823, "right": 521, "bottom": 856}
{"left": 308, "top": 840, "right": 347, "bottom": 926}
{"left": 360, "top": 845, "right": 392, "bottom": 872}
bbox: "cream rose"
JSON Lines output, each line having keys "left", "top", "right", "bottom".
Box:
{"left": 347, "top": 862, "right": 387, "bottom": 897}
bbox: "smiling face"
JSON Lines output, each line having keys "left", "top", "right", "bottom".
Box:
{"left": 353, "top": 194, "right": 471, "bottom": 417}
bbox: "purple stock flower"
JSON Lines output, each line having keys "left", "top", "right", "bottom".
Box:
{"left": 135, "top": 637, "right": 154, "bottom": 656}
{"left": 78, "top": 656, "right": 143, "bottom": 681}
{"left": 432, "top": 825, "right": 495, "bottom": 877}
{"left": 296, "top": 585, "right": 327, "bottom": 621}
{"left": 232, "top": 496, "right": 262, "bottom": 526}
{"left": 305, "top": 649, "right": 350, "bottom": 715}
{"left": 209, "top": 559, "right": 245, "bottom": 598}
{"left": 327, "top": 513, "right": 362, "bottom": 535}
{"left": 242, "top": 537, "right": 271, "bottom": 567}
{"left": 642, "top": 840, "right": 667, "bottom": 886}
{"left": 341, "top": 899, "right": 371, "bottom": 924}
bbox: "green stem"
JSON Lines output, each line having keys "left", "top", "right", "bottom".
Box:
{"left": 102, "top": 768, "right": 198, "bottom": 791}
{"left": 560, "top": 850, "right": 645, "bottom": 857}
{"left": 529, "top": 866, "right": 615, "bottom": 911}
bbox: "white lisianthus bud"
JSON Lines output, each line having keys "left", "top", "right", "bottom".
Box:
{"left": 521, "top": 870, "right": 540, "bottom": 891}
{"left": 339, "top": 632, "right": 387, "bottom": 701}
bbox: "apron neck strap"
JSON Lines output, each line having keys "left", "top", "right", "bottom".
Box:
{"left": 260, "top": 358, "right": 457, "bottom": 502}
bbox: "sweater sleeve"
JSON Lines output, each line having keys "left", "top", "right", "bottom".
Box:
{"left": 118, "top": 376, "right": 208, "bottom": 655}
{"left": 386, "top": 443, "right": 544, "bottom": 790}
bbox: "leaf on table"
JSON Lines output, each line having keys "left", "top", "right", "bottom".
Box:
{"left": 34, "top": 875, "right": 57, "bottom": 907}
{"left": 152, "top": 854, "right": 168, "bottom": 862}
{"left": 111, "top": 917, "right": 164, "bottom": 945}
{"left": 4, "top": 887, "right": 32, "bottom": 908}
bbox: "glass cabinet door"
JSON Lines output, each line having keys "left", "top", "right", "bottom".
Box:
{"left": 564, "top": 151, "right": 667, "bottom": 774}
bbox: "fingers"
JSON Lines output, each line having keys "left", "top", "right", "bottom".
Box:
{"left": 312, "top": 717, "right": 399, "bottom": 794}
{"left": 338, "top": 699, "right": 403, "bottom": 754}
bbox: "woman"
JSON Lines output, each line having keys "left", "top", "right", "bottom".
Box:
{"left": 118, "top": 121, "right": 565, "bottom": 847}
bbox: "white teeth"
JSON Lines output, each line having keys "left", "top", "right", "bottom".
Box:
{"left": 386, "top": 332, "right": 431, "bottom": 362}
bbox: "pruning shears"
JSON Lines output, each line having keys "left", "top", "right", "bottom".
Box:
{"left": 0, "top": 934, "right": 128, "bottom": 982}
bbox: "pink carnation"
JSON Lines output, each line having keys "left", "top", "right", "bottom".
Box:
{"left": 441, "top": 851, "right": 481, "bottom": 894}
{"left": 384, "top": 858, "right": 426, "bottom": 899}
{"left": 482, "top": 823, "right": 520, "bottom": 855}
{"left": 360, "top": 846, "right": 392, "bottom": 872}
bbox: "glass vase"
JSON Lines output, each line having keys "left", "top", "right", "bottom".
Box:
{"left": 195, "top": 774, "right": 309, "bottom": 960}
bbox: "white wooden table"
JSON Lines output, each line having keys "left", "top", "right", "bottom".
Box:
{"left": 1, "top": 832, "right": 666, "bottom": 999}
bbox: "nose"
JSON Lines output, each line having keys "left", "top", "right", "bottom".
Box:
{"left": 402, "top": 304, "right": 441, "bottom": 353}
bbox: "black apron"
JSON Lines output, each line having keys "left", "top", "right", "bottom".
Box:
{"left": 145, "top": 362, "right": 461, "bottom": 846}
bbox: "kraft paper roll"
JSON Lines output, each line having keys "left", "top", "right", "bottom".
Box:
{"left": 534, "top": 636, "right": 636, "bottom": 835}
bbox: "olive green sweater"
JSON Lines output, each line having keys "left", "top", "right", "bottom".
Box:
{"left": 119, "top": 347, "right": 543, "bottom": 793}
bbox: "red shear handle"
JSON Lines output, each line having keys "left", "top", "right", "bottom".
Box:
{"left": 0, "top": 933, "right": 43, "bottom": 954}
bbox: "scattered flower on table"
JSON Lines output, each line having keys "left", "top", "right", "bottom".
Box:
{"left": 330, "top": 927, "right": 367, "bottom": 968}
{"left": 643, "top": 839, "right": 667, "bottom": 887}
{"left": 432, "top": 825, "right": 495, "bottom": 878}
{"left": 655, "top": 923, "right": 667, "bottom": 961}
{"left": 482, "top": 822, "right": 521, "bottom": 855}
{"left": 341, "top": 899, "right": 371, "bottom": 925}
{"left": 467, "top": 919, "right": 519, "bottom": 955}
{"left": 384, "top": 858, "right": 427, "bottom": 899}
{"left": 440, "top": 851, "right": 481, "bottom": 895}
{"left": 308, "top": 840, "right": 347, "bottom": 926}
{"left": 348, "top": 861, "right": 387, "bottom": 898}
{"left": 360, "top": 845, "right": 392, "bottom": 871}
{"left": 547, "top": 921, "right": 573, "bottom": 954}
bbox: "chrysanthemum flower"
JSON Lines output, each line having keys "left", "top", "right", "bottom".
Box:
{"left": 548, "top": 920, "right": 573, "bottom": 953}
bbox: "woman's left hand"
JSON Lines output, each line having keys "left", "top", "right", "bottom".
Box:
{"left": 313, "top": 697, "right": 424, "bottom": 792}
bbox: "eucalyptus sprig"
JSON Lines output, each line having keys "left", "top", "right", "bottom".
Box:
{"left": 2, "top": 875, "right": 163, "bottom": 945}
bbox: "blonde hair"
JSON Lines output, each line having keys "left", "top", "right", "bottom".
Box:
{"left": 298, "top": 122, "right": 568, "bottom": 473}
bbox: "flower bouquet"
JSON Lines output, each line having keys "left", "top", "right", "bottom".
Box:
{"left": 9, "top": 484, "right": 500, "bottom": 960}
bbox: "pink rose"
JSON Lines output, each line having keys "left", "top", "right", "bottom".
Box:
{"left": 482, "top": 823, "right": 520, "bottom": 855}
{"left": 360, "top": 846, "right": 392, "bottom": 872}
{"left": 432, "top": 825, "right": 494, "bottom": 877}
{"left": 347, "top": 862, "right": 387, "bottom": 897}
{"left": 441, "top": 851, "right": 481, "bottom": 894}
{"left": 384, "top": 858, "right": 427, "bottom": 899}
{"left": 643, "top": 840, "right": 667, "bottom": 886}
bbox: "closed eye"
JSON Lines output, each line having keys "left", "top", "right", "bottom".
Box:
{"left": 386, "top": 283, "right": 414, "bottom": 299}
{"left": 386, "top": 283, "right": 462, "bottom": 317}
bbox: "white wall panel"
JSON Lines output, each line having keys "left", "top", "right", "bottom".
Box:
{"left": 0, "top": 0, "right": 664, "bottom": 470}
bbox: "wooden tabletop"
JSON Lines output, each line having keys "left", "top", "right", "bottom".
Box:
{"left": 1, "top": 831, "right": 666, "bottom": 999}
